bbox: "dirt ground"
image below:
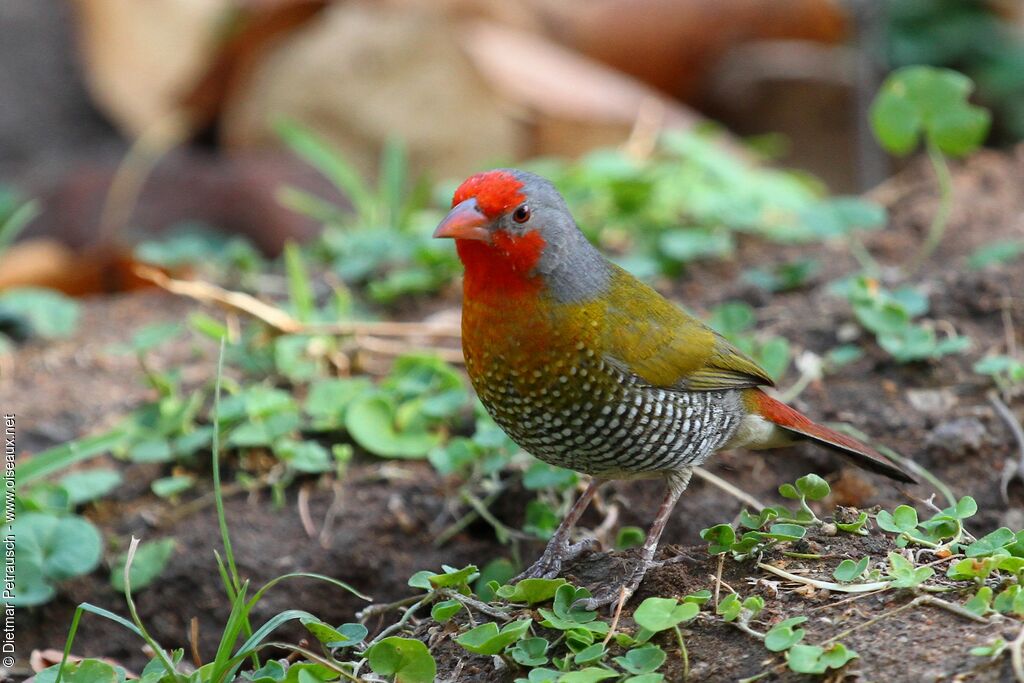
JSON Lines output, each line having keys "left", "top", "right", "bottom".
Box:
{"left": 7, "top": 146, "right": 1024, "bottom": 681}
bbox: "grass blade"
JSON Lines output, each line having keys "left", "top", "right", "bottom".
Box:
{"left": 54, "top": 603, "right": 145, "bottom": 683}
{"left": 284, "top": 242, "right": 315, "bottom": 323}
{"left": 0, "top": 199, "right": 39, "bottom": 253}
{"left": 221, "top": 610, "right": 318, "bottom": 681}
{"left": 275, "top": 119, "right": 375, "bottom": 222}
{"left": 15, "top": 430, "right": 127, "bottom": 485}
{"left": 379, "top": 137, "right": 407, "bottom": 230}
{"left": 247, "top": 572, "right": 371, "bottom": 610}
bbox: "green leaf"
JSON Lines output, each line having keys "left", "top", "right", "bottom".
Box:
{"left": 508, "top": 637, "right": 549, "bottom": 667}
{"left": 833, "top": 557, "right": 870, "bottom": 582}
{"left": 16, "top": 430, "right": 127, "bottom": 486}
{"left": 300, "top": 618, "right": 366, "bottom": 648}
{"left": 34, "top": 659, "right": 126, "bottom": 683}
{"left": 151, "top": 475, "right": 195, "bottom": 499}
{"left": 615, "top": 526, "right": 646, "bottom": 550}
{"left": 496, "top": 578, "right": 567, "bottom": 605}
{"left": 110, "top": 538, "right": 175, "bottom": 592}
{"left": 345, "top": 395, "right": 442, "bottom": 458}
{"left": 274, "top": 439, "right": 332, "bottom": 473}
{"left": 58, "top": 469, "right": 122, "bottom": 506}
{"left": 284, "top": 242, "right": 315, "bottom": 323}
{"left": 795, "top": 473, "right": 830, "bottom": 500}
{"left": 835, "top": 511, "right": 869, "bottom": 534}
{"left": 786, "top": 644, "right": 826, "bottom": 674}
{"left": 970, "top": 638, "right": 1008, "bottom": 658}
{"left": 621, "top": 675, "right": 665, "bottom": 683}
{"left": 474, "top": 557, "right": 516, "bottom": 602}
{"left": 964, "top": 587, "right": 993, "bottom": 616}
{"left": 276, "top": 120, "right": 375, "bottom": 221}
{"left": 870, "top": 66, "right": 990, "bottom": 157}
{"left": 430, "top": 599, "right": 462, "bottom": 623}
{"left": 708, "top": 302, "right": 755, "bottom": 336}
{"left": 0, "top": 287, "right": 80, "bottom": 339}
{"left": 766, "top": 523, "right": 806, "bottom": 541}
{"left": 366, "top": 637, "right": 437, "bottom": 683}
{"left": 455, "top": 619, "right": 531, "bottom": 655}
{"left": 573, "top": 643, "right": 606, "bottom": 665}
{"left": 6, "top": 512, "right": 102, "bottom": 605}
{"left": 614, "top": 644, "right": 666, "bottom": 674}
{"left": 954, "top": 496, "right": 978, "bottom": 519}
{"left": 427, "top": 564, "right": 479, "bottom": 590}
{"left": 965, "top": 527, "right": 1016, "bottom": 557}
{"left": 877, "top": 506, "right": 918, "bottom": 533}
{"left": 523, "top": 462, "right": 579, "bottom": 491}
{"left": 968, "top": 240, "right": 1024, "bottom": 269}
{"left": 716, "top": 593, "right": 741, "bottom": 622}
{"left": 764, "top": 616, "right": 807, "bottom": 652}
{"left": 553, "top": 584, "right": 597, "bottom": 623}
{"left": 558, "top": 668, "right": 619, "bottom": 683}
{"left": 658, "top": 228, "right": 733, "bottom": 263}
{"left": 305, "top": 377, "right": 372, "bottom": 430}
{"left": 700, "top": 524, "right": 736, "bottom": 554}
{"left": 633, "top": 597, "right": 699, "bottom": 632}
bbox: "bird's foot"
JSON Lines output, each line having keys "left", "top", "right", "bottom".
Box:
{"left": 514, "top": 537, "right": 599, "bottom": 581}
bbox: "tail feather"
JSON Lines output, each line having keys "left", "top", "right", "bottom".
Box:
{"left": 748, "top": 390, "right": 916, "bottom": 484}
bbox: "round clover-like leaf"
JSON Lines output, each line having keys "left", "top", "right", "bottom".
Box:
{"left": 345, "top": 395, "right": 442, "bottom": 458}
{"left": 765, "top": 616, "right": 807, "bottom": 652}
{"left": 795, "top": 473, "right": 830, "bottom": 500}
{"left": 633, "top": 597, "right": 699, "bottom": 633}
{"left": 870, "top": 66, "right": 990, "bottom": 157}
{"left": 366, "top": 637, "right": 436, "bottom": 683}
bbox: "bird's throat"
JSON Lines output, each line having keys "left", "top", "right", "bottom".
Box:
{"left": 456, "top": 232, "right": 546, "bottom": 301}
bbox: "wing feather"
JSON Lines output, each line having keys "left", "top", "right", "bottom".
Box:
{"left": 600, "top": 265, "right": 773, "bottom": 391}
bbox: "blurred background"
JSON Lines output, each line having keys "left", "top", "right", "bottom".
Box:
{"left": 3, "top": 0, "right": 1024, "bottom": 281}
{"left": 5, "top": 2, "right": 1024, "bottom": 678}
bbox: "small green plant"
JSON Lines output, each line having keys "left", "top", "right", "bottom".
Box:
{"left": 41, "top": 344, "right": 374, "bottom": 683}
{"left": 743, "top": 258, "right": 819, "bottom": 293}
{"left": 841, "top": 275, "right": 970, "bottom": 362}
{"left": 967, "top": 239, "right": 1024, "bottom": 270}
{"left": 0, "top": 287, "right": 80, "bottom": 346}
{"left": 974, "top": 355, "right": 1024, "bottom": 395}
{"left": 277, "top": 121, "right": 457, "bottom": 304}
{"left": 870, "top": 65, "right": 991, "bottom": 270}
{"left": 0, "top": 189, "right": 38, "bottom": 256}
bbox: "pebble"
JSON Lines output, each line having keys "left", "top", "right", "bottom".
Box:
{"left": 926, "top": 417, "right": 987, "bottom": 455}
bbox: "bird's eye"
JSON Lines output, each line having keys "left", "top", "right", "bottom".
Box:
{"left": 512, "top": 205, "right": 531, "bottom": 223}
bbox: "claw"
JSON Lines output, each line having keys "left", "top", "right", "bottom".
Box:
{"left": 513, "top": 537, "right": 598, "bottom": 582}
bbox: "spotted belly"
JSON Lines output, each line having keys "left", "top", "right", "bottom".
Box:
{"left": 470, "top": 352, "right": 744, "bottom": 478}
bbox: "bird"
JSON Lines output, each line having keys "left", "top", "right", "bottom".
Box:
{"left": 433, "top": 168, "right": 914, "bottom": 608}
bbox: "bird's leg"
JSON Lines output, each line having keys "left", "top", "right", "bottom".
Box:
{"left": 514, "top": 477, "right": 604, "bottom": 581}
{"left": 577, "top": 469, "right": 692, "bottom": 610}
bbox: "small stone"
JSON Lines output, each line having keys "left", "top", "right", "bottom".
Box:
{"left": 906, "top": 388, "right": 958, "bottom": 414}
{"left": 926, "top": 417, "right": 987, "bottom": 455}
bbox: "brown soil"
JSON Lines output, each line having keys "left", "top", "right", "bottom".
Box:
{"left": 7, "top": 146, "right": 1024, "bottom": 681}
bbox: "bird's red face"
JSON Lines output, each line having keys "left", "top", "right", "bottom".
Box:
{"left": 434, "top": 170, "right": 549, "bottom": 298}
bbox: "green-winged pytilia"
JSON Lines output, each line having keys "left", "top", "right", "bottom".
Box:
{"left": 434, "top": 169, "right": 913, "bottom": 608}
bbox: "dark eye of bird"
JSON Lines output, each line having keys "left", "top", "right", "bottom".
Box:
{"left": 512, "top": 205, "right": 531, "bottom": 223}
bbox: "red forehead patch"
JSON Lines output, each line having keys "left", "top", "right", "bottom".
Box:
{"left": 452, "top": 171, "right": 525, "bottom": 219}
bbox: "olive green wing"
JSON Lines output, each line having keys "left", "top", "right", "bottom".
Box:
{"left": 600, "top": 265, "right": 774, "bottom": 390}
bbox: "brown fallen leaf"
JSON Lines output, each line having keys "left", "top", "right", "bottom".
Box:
{"left": 0, "top": 239, "right": 157, "bottom": 296}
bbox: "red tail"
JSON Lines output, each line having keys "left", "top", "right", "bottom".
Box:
{"left": 750, "top": 390, "right": 915, "bottom": 484}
